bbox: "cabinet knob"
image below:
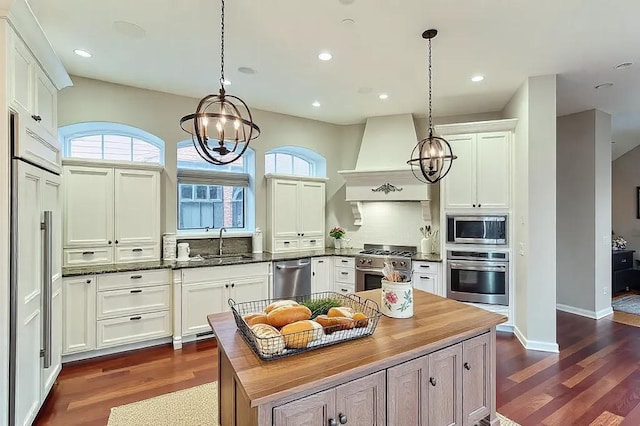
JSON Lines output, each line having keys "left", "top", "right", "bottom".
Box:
{"left": 108, "top": 240, "right": 112, "bottom": 245}
{"left": 329, "top": 419, "right": 338, "bottom": 426}
{"left": 339, "top": 413, "right": 348, "bottom": 424}
{"left": 478, "top": 204, "right": 482, "bottom": 207}
{"left": 464, "top": 362, "right": 471, "bottom": 370}
{"left": 86, "top": 279, "right": 91, "bottom": 284}
{"left": 472, "top": 204, "right": 476, "bottom": 207}
{"left": 231, "top": 283, "right": 235, "bottom": 288}
{"left": 429, "top": 377, "right": 437, "bottom": 386}
{"left": 31, "top": 114, "right": 42, "bottom": 122}
{"left": 115, "top": 240, "right": 119, "bottom": 244}
{"left": 301, "top": 233, "right": 304, "bottom": 237}
{"left": 225, "top": 284, "right": 229, "bottom": 288}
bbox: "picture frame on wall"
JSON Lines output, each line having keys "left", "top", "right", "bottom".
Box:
{"left": 637, "top": 187, "right": 640, "bottom": 219}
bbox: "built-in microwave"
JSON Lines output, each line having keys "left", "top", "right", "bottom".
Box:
{"left": 446, "top": 215, "right": 507, "bottom": 245}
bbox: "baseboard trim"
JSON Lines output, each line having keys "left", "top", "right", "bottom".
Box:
{"left": 514, "top": 326, "right": 559, "bottom": 353}
{"left": 62, "top": 337, "right": 172, "bottom": 364}
{"left": 496, "top": 324, "right": 514, "bottom": 333}
{"left": 556, "top": 304, "right": 614, "bottom": 320}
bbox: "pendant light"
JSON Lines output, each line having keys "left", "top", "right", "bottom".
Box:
{"left": 179, "top": 0, "right": 260, "bottom": 165}
{"left": 407, "top": 29, "right": 456, "bottom": 184}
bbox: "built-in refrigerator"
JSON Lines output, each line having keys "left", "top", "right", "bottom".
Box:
{"left": 9, "top": 111, "right": 62, "bottom": 425}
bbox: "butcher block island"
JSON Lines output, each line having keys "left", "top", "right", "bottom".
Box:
{"left": 207, "top": 289, "right": 507, "bottom": 426}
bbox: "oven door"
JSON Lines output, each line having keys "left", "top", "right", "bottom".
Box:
{"left": 452, "top": 216, "right": 507, "bottom": 245}
{"left": 356, "top": 267, "right": 385, "bottom": 292}
{"left": 447, "top": 260, "right": 508, "bottom": 305}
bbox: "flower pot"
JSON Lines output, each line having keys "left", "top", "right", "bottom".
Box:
{"left": 381, "top": 279, "right": 413, "bottom": 318}
{"left": 334, "top": 238, "right": 341, "bottom": 249}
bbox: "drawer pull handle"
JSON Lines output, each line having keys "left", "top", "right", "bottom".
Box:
{"left": 341, "top": 260, "right": 348, "bottom": 263}
{"left": 130, "top": 316, "right": 142, "bottom": 321}
{"left": 130, "top": 289, "right": 142, "bottom": 294}
{"left": 86, "top": 279, "right": 92, "bottom": 284}
{"left": 310, "top": 240, "right": 316, "bottom": 243}
{"left": 420, "top": 276, "right": 430, "bottom": 279}
{"left": 31, "top": 114, "right": 42, "bottom": 122}
{"left": 341, "top": 272, "right": 349, "bottom": 275}
{"left": 329, "top": 419, "right": 338, "bottom": 426}
{"left": 82, "top": 251, "right": 94, "bottom": 255}
{"left": 131, "top": 275, "right": 143, "bottom": 279}
{"left": 621, "top": 259, "right": 627, "bottom": 263}
{"left": 420, "top": 265, "right": 430, "bottom": 268}
{"left": 340, "top": 289, "right": 348, "bottom": 292}
{"left": 132, "top": 248, "right": 143, "bottom": 253}
{"left": 464, "top": 362, "right": 471, "bottom": 370}
{"left": 429, "top": 377, "right": 437, "bottom": 386}
{"left": 284, "top": 241, "right": 290, "bottom": 245}
{"left": 339, "top": 413, "right": 348, "bottom": 424}
{"left": 318, "top": 260, "right": 324, "bottom": 263}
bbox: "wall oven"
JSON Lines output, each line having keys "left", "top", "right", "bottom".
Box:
{"left": 447, "top": 251, "right": 509, "bottom": 305}
{"left": 446, "top": 215, "right": 507, "bottom": 245}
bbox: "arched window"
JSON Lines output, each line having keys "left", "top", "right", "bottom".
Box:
{"left": 59, "top": 122, "right": 165, "bottom": 164}
{"left": 176, "top": 141, "right": 255, "bottom": 233}
{"left": 265, "top": 146, "right": 326, "bottom": 177}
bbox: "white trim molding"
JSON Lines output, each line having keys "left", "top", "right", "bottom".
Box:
{"left": 435, "top": 118, "right": 518, "bottom": 136}
{"left": 556, "top": 304, "right": 613, "bottom": 320}
{"left": 514, "top": 326, "right": 560, "bottom": 353}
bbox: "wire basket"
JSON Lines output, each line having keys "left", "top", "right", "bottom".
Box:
{"left": 228, "top": 291, "right": 382, "bottom": 361}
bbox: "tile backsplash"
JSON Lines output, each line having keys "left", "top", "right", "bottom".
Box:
{"left": 176, "top": 237, "right": 252, "bottom": 256}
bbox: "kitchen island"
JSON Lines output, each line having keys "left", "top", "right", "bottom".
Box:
{"left": 207, "top": 289, "right": 506, "bottom": 426}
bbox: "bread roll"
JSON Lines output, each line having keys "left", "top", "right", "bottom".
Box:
{"left": 243, "top": 312, "right": 268, "bottom": 327}
{"left": 352, "top": 312, "right": 369, "bottom": 328}
{"left": 327, "top": 306, "right": 355, "bottom": 318}
{"left": 250, "top": 323, "right": 285, "bottom": 355}
{"left": 281, "top": 320, "right": 323, "bottom": 348}
{"left": 267, "top": 305, "right": 312, "bottom": 328}
{"left": 264, "top": 300, "right": 298, "bottom": 314}
{"left": 314, "top": 315, "right": 355, "bottom": 334}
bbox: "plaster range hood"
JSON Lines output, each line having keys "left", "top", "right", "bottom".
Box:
{"left": 338, "top": 114, "right": 431, "bottom": 226}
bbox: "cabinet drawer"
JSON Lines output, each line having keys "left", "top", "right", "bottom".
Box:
{"left": 273, "top": 238, "right": 300, "bottom": 252}
{"left": 97, "top": 285, "right": 171, "bottom": 320}
{"left": 413, "top": 273, "right": 437, "bottom": 294}
{"left": 335, "top": 283, "right": 355, "bottom": 295}
{"left": 335, "top": 267, "right": 355, "bottom": 284}
{"left": 335, "top": 257, "right": 355, "bottom": 268}
{"left": 64, "top": 247, "right": 113, "bottom": 266}
{"left": 413, "top": 261, "right": 440, "bottom": 274}
{"left": 182, "top": 262, "right": 269, "bottom": 284}
{"left": 115, "top": 244, "right": 159, "bottom": 263}
{"left": 300, "top": 238, "right": 323, "bottom": 250}
{"left": 613, "top": 251, "right": 633, "bottom": 271}
{"left": 96, "top": 310, "right": 171, "bottom": 349}
{"left": 97, "top": 269, "right": 170, "bottom": 291}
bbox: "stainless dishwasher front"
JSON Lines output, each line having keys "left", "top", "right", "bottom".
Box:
{"left": 273, "top": 258, "right": 312, "bottom": 299}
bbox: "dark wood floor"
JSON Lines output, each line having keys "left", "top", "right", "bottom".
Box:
{"left": 36, "top": 311, "right": 640, "bottom": 425}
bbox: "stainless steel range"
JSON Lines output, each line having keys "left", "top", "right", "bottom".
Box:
{"left": 355, "top": 244, "right": 415, "bottom": 291}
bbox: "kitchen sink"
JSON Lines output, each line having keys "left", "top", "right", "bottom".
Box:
{"left": 200, "top": 254, "right": 254, "bottom": 263}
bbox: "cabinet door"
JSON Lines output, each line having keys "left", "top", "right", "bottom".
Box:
{"left": 312, "top": 257, "right": 333, "bottom": 293}
{"left": 335, "top": 371, "right": 386, "bottom": 426}
{"left": 387, "top": 356, "right": 428, "bottom": 426}
{"left": 34, "top": 66, "right": 57, "bottom": 138}
{"left": 444, "top": 134, "right": 477, "bottom": 209}
{"left": 63, "top": 276, "right": 97, "bottom": 354}
{"left": 42, "top": 277, "right": 62, "bottom": 397}
{"left": 428, "top": 344, "right": 463, "bottom": 426}
{"left": 413, "top": 273, "right": 436, "bottom": 294}
{"left": 63, "top": 166, "right": 114, "bottom": 247}
{"left": 298, "top": 181, "right": 325, "bottom": 237}
{"left": 463, "top": 333, "right": 491, "bottom": 425}
{"left": 181, "top": 281, "right": 227, "bottom": 335}
{"left": 272, "top": 179, "right": 300, "bottom": 238}
{"left": 9, "top": 30, "right": 34, "bottom": 113}
{"left": 230, "top": 276, "right": 269, "bottom": 312}
{"left": 114, "top": 169, "right": 160, "bottom": 246}
{"left": 476, "top": 132, "right": 510, "bottom": 209}
{"left": 273, "top": 388, "right": 335, "bottom": 426}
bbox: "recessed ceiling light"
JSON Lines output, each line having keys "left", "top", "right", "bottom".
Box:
{"left": 238, "top": 66, "right": 256, "bottom": 74}
{"left": 594, "top": 83, "right": 614, "bottom": 89}
{"left": 614, "top": 62, "right": 633, "bottom": 70}
{"left": 471, "top": 75, "right": 485, "bottom": 82}
{"left": 342, "top": 18, "right": 355, "bottom": 26}
{"left": 73, "top": 49, "right": 92, "bottom": 58}
{"left": 312, "top": 101, "right": 321, "bottom": 107}
{"left": 318, "top": 52, "right": 333, "bottom": 61}
{"left": 223, "top": 79, "right": 231, "bottom": 85}
{"left": 378, "top": 93, "right": 389, "bottom": 100}
{"left": 611, "top": 141, "right": 616, "bottom": 144}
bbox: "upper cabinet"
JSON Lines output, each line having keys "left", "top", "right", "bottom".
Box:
{"left": 265, "top": 174, "right": 327, "bottom": 253}
{"left": 62, "top": 161, "right": 161, "bottom": 266}
{"left": 437, "top": 120, "right": 517, "bottom": 211}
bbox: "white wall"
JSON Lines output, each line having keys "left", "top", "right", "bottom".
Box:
{"left": 613, "top": 145, "right": 640, "bottom": 262}
{"left": 594, "top": 110, "right": 612, "bottom": 314}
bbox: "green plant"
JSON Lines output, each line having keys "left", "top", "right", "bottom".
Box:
{"left": 329, "top": 226, "right": 346, "bottom": 239}
{"left": 300, "top": 298, "right": 342, "bottom": 318}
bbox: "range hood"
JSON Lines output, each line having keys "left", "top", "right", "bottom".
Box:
{"left": 338, "top": 114, "right": 432, "bottom": 226}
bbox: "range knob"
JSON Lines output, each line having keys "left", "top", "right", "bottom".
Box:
{"left": 359, "top": 259, "right": 365, "bottom": 264}
{"left": 366, "top": 259, "right": 372, "bottom": 265}
{"left": 391, "top": 261, "right": 397, "bottom": 267}
{"left": 400, "top": 261, "right": 406, "bottom": 267}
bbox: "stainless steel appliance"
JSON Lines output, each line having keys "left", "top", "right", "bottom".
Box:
{"left": 9, "top": 112, "right": 62, "bottom": 425}
{"left": 447, "top": 250, "right": 509, "bottom": 305}
{"left": 356, "top": 244, "right": 415, "bottom": 292}
{"left": 273, "top": 258, "right": 311, "bottom": 298}
{"left": 446, "top": 214, "right": 507, "bottom": 245}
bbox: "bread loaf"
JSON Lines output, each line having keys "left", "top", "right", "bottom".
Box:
{"left": 352, "top": 312, "right": 369, "bottom": 328}
{"left": 250, "top": 323, "right": 285, "bottom": 355}
{"left": 264, "top": 300, "right": 298, "bottom": 314}
{"left": 243, "top": 312, "right": 268, "bottom": 327}
{"left": 281, "top": 320, "right": 323, "bottom": 348}
{"left": 327, "top": 306, "right": 355, "bottom": 318}
{"left": 267, "top": 305, "right": 312, "bottom": 328}
{"left": 314, "top": 315, "right": 355, "bottom": 334}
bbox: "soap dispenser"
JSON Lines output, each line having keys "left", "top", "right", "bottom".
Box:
{"left": 252, "top": 228, "right": 263, "bottom": 253}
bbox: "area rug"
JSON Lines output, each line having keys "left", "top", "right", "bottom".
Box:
{"left": 612, "top": 295, "right": 640, "bottom": 315}
{"left": 108, "top": 381, "right": 520, "bottom": 425}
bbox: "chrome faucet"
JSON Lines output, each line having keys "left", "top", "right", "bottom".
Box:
{"left": 218, "top": 227, "right": 227, "bottom": 255}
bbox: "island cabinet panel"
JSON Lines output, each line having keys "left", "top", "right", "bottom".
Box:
{"left": 462, "top": 333, "right": 491, "bottom": 425}
{"left": 387, "top": 357, "right": 428, "bottom": 426}
{"left": 428, "top": 344, "right": 463, "bottom": 426}
{"left": 273, "top": 389, "right": 335, "bottom": 426}
{"left": 335, "top": 371, "right": 386, "bottom": 426}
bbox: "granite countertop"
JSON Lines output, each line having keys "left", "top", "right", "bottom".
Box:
{"left": 61, "top": 248, "right": 442, "bottom": 277}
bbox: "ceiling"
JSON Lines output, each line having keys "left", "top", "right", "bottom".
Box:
{"left": 28, "top": 0, "right": 640, "bottom": 157}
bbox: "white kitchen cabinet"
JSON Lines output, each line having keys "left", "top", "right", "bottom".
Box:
{"left": 230, "top": 276, "right": 269, "bottom": 309}
{"left": 311, "top": 257, "right": 333, "bottom": 293}
{"left": 34, "top": 66, "right": 57, "bottom": 138}
{"left": 42, "top": 277, "right": 62, "bottom": 397}
{"left": 182, "top": 280, "right": 227, "bottom": 335}
{"left": 334, "top": 256, "right": 355, "bottom": 295}
{"left": 62, "top": 276, "right": 97, "bottom": 355}
{"left": 412, "top": 261, "right": 442, "bottom": 296}
{"left": 62, "top": 161, "right": 161, "bottom": 266}
{"left": 266, "top": 174, "right": 327, "bottom": 253}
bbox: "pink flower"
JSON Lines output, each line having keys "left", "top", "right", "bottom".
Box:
{"left": 385, "top": 291, "right": 398, "bottom": 304}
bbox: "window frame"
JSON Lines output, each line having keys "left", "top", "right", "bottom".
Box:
{"left": 265, "top": 146, "right": 327, "bottom": 177}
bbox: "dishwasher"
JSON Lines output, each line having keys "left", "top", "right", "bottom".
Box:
{"left": 273, "top": 258, "right": 311, "bottom": 299}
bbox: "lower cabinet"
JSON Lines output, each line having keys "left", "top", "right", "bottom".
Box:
{"left": 413, "top": 261, "right": 442, "bottom": 296}
{"left": 62, "top": 275, "right": 96, "bottom": 354}
{"left": 274, "top": 371, "right": 386, "bottom": 426}
{"left": 311, "top": 257, "right": 333, "bottom": 293}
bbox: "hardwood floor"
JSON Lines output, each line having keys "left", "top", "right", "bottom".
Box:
{"left": 36, "top": 311, "right": 640, "bottom": 425}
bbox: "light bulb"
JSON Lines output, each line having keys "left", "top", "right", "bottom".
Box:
{"left": 234, "top": 119, "right": 240, "bottom": 129}
{"left": 220, "top": 115, "right": 227, "bottom": 124}
{"left": 216, "top": 121, "right": 223, "bottom": 133}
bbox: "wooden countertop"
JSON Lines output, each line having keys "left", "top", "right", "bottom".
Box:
{"left": 207, "top": 289, "right": 506, "bottom": 407}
